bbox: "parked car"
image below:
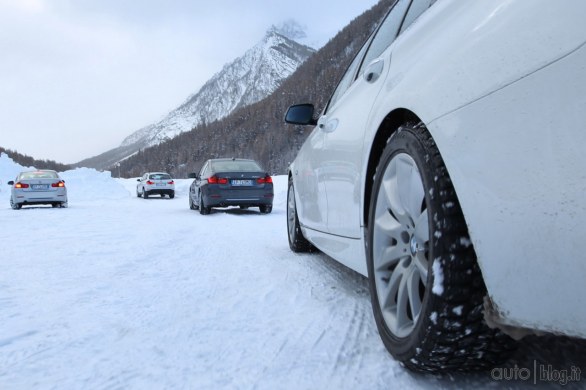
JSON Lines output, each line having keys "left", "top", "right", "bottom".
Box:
{"left": 137, "top": 172, "right": 175, "bottom": 199}
{"left": 7, "top": 170, "right": 68, "bottom": 209}
{"left": 284, "top": 0, "right": 586, "bottom": 373}
{"left": 188, "top": 158, "right": 273, "bottom": 214}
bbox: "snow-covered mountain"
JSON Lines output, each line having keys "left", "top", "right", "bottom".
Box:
{"left": 120, "top": 26, "right": 315, "bottom": 148}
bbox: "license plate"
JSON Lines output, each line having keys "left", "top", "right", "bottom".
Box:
{"left": 32, "top": 184, "right": 49, "bottom": 190}
{"left": 231, "top": 179, "right": 253, "bottom": 186}
{"left": 156, "top": 183, "right": 166, "bottom": 186}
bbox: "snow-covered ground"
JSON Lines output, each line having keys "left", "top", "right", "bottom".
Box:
{"left": 1, "top": 153, "right": 585, "bottom": 389}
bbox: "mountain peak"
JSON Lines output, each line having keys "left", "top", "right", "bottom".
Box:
{"left": 267, "top": 19, "right": 307, "bottom": 42}
{"left": 118, "top": 24, "right": 315, "bottom": 149}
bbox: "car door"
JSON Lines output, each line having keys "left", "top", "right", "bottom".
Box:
{"left": 293, "top": 123, "right": 330, "bottom": 231}
{"left": 139, "top": 173, "right": 147, "bottom": 191}
{"left": 321, "top": 0, "right": 413, "bottom": 238}
{"left": 194, "top": 161, "right": 210, "bottom": 202}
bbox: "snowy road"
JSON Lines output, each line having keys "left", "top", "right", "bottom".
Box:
{"left": 1, "top": 156, "right": 585, "bottom": 389}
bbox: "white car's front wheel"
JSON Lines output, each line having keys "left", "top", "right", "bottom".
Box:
{"left": 367, "top": 124, "right": 515, "bottom": 372}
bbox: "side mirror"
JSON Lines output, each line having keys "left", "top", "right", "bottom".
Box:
{"left": 7, "top": 181, "right": 14, "bottom": 185}
{"left": 284, "top": 104, "right": 317, "bottom": 126}
{"left": 188, "top": 173, "right": 197, "bottom": 179}
{"left": 136, "top": 179, "right": 140, "bottom": 182}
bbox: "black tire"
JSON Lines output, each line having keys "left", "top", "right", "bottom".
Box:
{"left": 189, "top": 195, "right": 196, "bottom": 210}
{"left": 366, "top": 124, "right": 515, "bottom": 373}
{"left": 259, "top": 205, "right": 272, "bottom": 214}
{"left": 137, "top": 189, "right": 141, "bottom": 198}
{"left": 10, "top": 198, "right": 21, "bottom": 210}
{"left": 199, "top": 192, "right": 210, "bottom": 215}
{"left": 239, "top": 205, "right": 249, "bottom": 210}
{"left": 169, "top": 191, "right": 175, "bottom": 199}
{"left": 143, "top": 188, "right": 149, "bottom": 199}
{"left": 52, "top": 203, "right": 59, "bottom": 208}
{"left": 287, "top": 176, "right": 313, "bottom": 252}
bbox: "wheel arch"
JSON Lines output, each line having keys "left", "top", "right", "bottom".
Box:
{"left": 363, "top": 108, "right": 422, "bottom": 228}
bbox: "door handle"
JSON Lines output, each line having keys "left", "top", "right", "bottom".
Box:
{"left": 317, "top": 116, "right": 338, "bottom": 133}
{"left": 364, "top": 59, "right": 384, "bottom": 83}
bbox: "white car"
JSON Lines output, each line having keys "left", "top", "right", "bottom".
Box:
{"left": 136, "top": 172, "right": 175, "bottom": 199}
{"left": 285, "top": 0, "right": 586, "bottom": 372}
{"left": 8, "top": 170, "right": 68, "bottom": 209}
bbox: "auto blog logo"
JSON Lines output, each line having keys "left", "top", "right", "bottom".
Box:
{"left": 490, "top": 362, "right": 582, "bottom": 385}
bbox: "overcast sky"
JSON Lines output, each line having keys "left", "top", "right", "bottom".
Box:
{"left": 0, "top": 0, "right": 380, "bottom": 164}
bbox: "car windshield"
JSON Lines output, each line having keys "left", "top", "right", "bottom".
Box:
{"left": 20, "top": 171, "right": 58, "bottom": 179}
{"left": 212, "top": 160, "right": 262, "bottom": 172}
{"left": 149, "top": 174, "right": 171, "bottom": 180}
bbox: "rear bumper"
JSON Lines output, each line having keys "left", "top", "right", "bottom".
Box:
{"left": 16, "top": 199, "right": 68, "bottom": 206}
{"left": 145, "top": 188, "right": 174, "bottom": 195}
{"left": 13, "top": 190, "right": 67, "bottom": 205}
{"left": 203, "top": 188, "right": 273, "bottom": 208}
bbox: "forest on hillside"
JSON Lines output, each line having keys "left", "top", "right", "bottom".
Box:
{"left": 115, "top": 0, "right": 393, "bottom": 178}
{"left": 0, "top": 147, "right": 71, "bottom": 173}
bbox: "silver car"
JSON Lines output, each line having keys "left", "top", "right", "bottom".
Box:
{"left": 136, "top": 172, "right": 175, "bottom": 199}
{"left": 8, "top": 170, "right": 68, "bottom": 209}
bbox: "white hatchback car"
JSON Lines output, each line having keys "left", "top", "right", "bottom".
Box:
{"left": 8, "top": 170, "right": 68, "bottom": 209}
{"left": 136, "top": 172, "right": 175, "bottom": 199}
{"left": 285, "top": 0, "right": 586, "bottom": 372}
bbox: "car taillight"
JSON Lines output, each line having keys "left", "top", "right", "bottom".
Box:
{"left": 146, "top": 180, "right": 155, "bottom": 185}
{"left": 168, "top": 180, "right": 174, "bottom": 185}
{"left": 257, "top": 176, "right": 273, "bottom": 184}
{"left": 15, "top": 182, "right": 29, "bottom": 188}
{"left": 208, "top": 176, "right": 228, "bottom": 184}
{"left": 51, "top": 181, "right": 65, "bottom": 188}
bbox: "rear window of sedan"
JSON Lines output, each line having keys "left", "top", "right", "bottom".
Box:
{"left": 212, "top": 161, "right": 262, "bottom": 172}
{"left": 20, "top": 171, "right": 59, "bottom": 179}
{"left": 149, "top": 174, "right": 172, "bottom": 180}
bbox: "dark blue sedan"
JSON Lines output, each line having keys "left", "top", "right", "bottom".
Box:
{"left": 188, "top": 158, "right": 273, "bottom": 214}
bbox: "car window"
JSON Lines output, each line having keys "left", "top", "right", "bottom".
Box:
{"left": 211, "top": 160, "right": 262, "bottom": 172}
{"left": 358, "top": 0, "right": 411, "bottom": 77}
{"left": 20, "top": 171, "right": 58, "bottom": 179}
{"left": 328, "top": 41, "right": 370, "bottom": 110}
{"left": 200, "top": 162, "right": 209, "bottom": 178}
{"left": 399, "top": 0, "right": 435, "bottom": 34}
{"left": 149, "top": 174, "right": 171, "bottom": 180}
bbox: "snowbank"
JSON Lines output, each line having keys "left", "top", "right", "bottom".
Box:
{"left": 0, "top": 153, "right": 34, "bottom": 200}
{"left": 61, "top": 167, "right": 129, "bottom": 202}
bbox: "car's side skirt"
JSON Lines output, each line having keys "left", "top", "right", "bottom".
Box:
{"left": 301, "top": 225, "right": 367, "bottom": 276}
